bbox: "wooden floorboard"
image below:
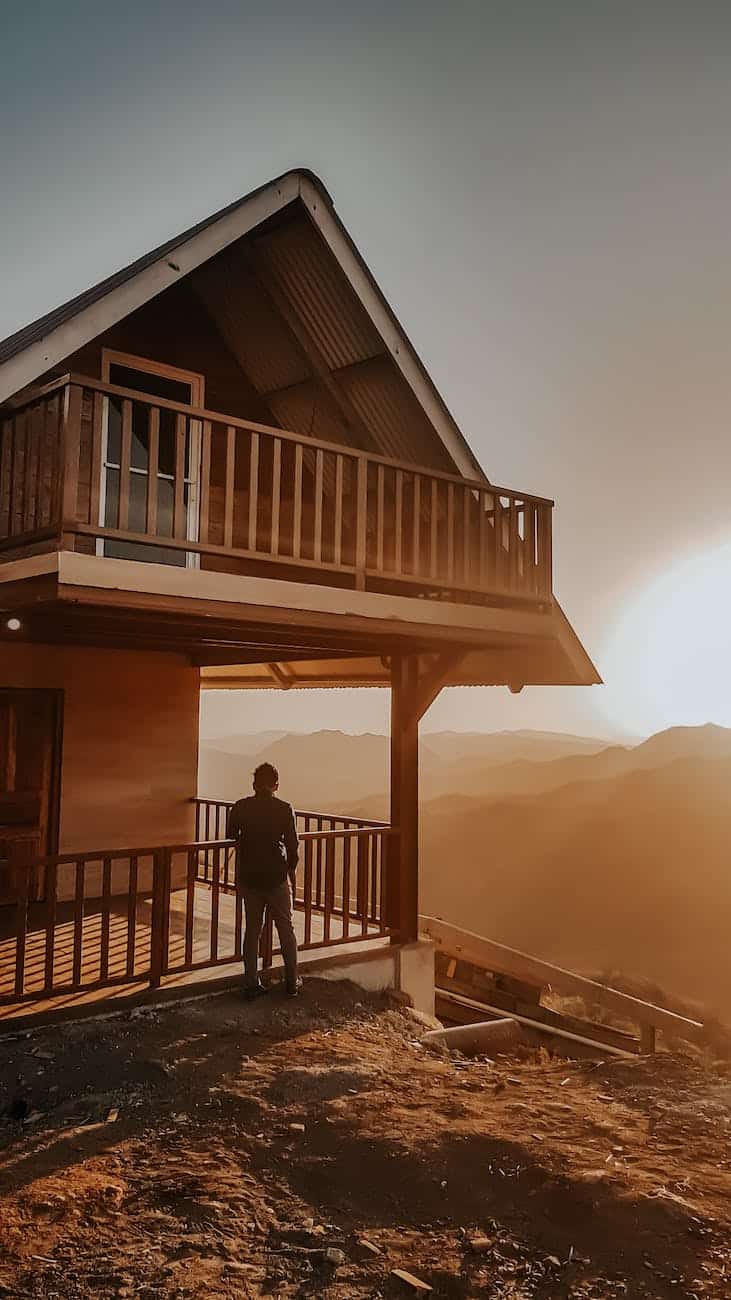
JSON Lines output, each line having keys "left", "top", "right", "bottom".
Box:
{"left": 0, "top": 885, "right": 382, "bottom": 1021}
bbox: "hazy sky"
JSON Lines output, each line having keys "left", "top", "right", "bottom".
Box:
{"left": 3, "top": 1, "right": 731, "bottom": 739}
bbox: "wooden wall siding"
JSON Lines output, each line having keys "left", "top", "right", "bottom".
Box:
{"left": 0, "top": 392, "right": 62, "bottom": 546}
{"left": 0, "top": 644, "right": 198, "bottom": 890}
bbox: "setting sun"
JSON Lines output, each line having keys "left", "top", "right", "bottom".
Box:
{"left": 600, "top": 542, "right": 731, "bottom": 737}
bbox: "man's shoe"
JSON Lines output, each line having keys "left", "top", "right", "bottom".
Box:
{"left": 285, "top": 977, "right": 303, "bottom": 998}
{"left": 242, "top": 983, "right": 268, "bottom": 1002}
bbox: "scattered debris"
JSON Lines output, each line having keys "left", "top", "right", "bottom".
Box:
{"left": 391, "top": 1266, "right": 433, "bottom": 1292}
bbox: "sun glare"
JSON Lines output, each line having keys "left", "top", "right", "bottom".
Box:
{"left": 599, "top": 542, "right": 731, "bottom": 738}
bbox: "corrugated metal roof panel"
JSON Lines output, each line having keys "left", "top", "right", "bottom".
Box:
{"left": 252, "top": 219, "right": 383, "bottom": 371}
{"left": 192, "top": 249, "right": 310, "bottom": 397}
{"left": 340, "top": 357, "right": 454, "bottom": 471}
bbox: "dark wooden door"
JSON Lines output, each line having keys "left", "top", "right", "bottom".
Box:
{"left": 0, "top": 690, "right": 62, "bottom": 902}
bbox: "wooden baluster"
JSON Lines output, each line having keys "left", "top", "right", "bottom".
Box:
{"left": 412, "top": 474, "right": 421, "bottom": 576}
{"left": 118, "top": 400, "right": 132, "bottom": 530}
{"left": 333, "top": 453, "right": 344, "bottom": 565}
{"left": 149, "top": 850, "right": 165, "bottom": 989}
{"left": 12, "top": 410, "right": 26, "bottom": 537}
{"left": 430, "top": 479, "right": 439, "bottom": 579}
{"left": 198, "top": 419, "right": 211, "bottom": 545}
{"left": 248, "top": 431, "right": 260, "bottom": 550}
{"left": 46, "top": 395, "right": 61, "bottom": 529}
{"left": 126, "top": 855, "right": 138, "bottom": 977}
{"left": 323, "top": 837, "right": 335, "bottom": 943}
{"left": 370, "top": 832, "right": 378, "bottom": 923}
{"left": 493, "top": 496, "right": 504, "bottom": 590}
{"left": 271, "top": 437, "right": 281, "bottom": 556}
{"left": 210, "top": 846, "right": 221, "bottom": 962}
{"left": 0, "top": 415, "right": 13, "bottom": 538}
{"left": 43, "top": 858, "right": 58, "bottom": 995}
{"left": 357, "top": 834, "right": 368, "bottom": 935}
{"left": 508, "top": 498, "right": 519, "bottom": 589}
{"left": 185, "top": 849, "right": 196, "bottom": 967}
{"left": 233, "top": 854, "right": 243, "bottom": 958}
{"left": 24, "top": 404, "right": 41, "bottom": 530}
{"left": 173, "top": 413, "right": 187, "bottom": 540}
{"left": 525, "top": 502, "right": 536, "bottom": 595}
{"left": 342, "top": 834, "right": 351, "bottom": 938}
{"left": 292, "top": 442, "right": 303, "bottom": 559}
{"left": 313, "top": 448, "right": 324, "bottom": 563}
{"left": 394, "top": 470, "right": 403, "bottom": 574}
{"left": 376, "top": 464, "right": 385, "bottom": 571}
{"left": 146, "top": 406, "right": 159, "bottom": 536}
{"left": 59, "top": 382, "right": 84, "bottom": 546}
{"left": 478, "top": 490, "right": 488, "bottom": 590}
{"left": 539, "top": 503, "right": 553, "bottom": 597}
{"left": 355, "top": 457, "right": 368, "bottom": 588}
{"left": 37, "top": 399, "right": 51, "bottom": 528}
{"left": 463, "top": 486, "right": 472, "bottom": 588}
{"left": 303, "top": 837, "right": 313, "bottom": 945}
{"left": 13, "top": 846, "right": 30, "bottom": 998}
{"left": 72, "top": 859, "right": 84, "bottom": 988}
{"left": 89, "top": 391, "right": 105, "bottom": 530}
{"left": 447, "top": 482, "right": 455, "bottom": 584}
{"left": 100, "top": 856, "right": 111, "bottom": 982}
{"left": 223, "top": 424, "right": 236, "bottom": 549}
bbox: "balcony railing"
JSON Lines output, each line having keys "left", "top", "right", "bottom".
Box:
{"left": 0, "top": 374, "right": 553, "bottom": 604}
{"left": 0, "top": 808, "right": 395, "bottom": 1008}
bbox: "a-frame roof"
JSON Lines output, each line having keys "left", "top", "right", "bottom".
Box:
{"left": 0, "top": 169, "right": 488, "bottom": 482}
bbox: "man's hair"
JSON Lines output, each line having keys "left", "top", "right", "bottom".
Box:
{"left": 253, "top": 762, "right": 279, "bottom": 791}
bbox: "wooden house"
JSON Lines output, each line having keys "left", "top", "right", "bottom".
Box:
{"left": 0, "top": 169, "right": 598, "bottom": 1014}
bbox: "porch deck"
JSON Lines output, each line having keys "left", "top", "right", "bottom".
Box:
{"left": 0, "top": 882, "right": 385, "bottom": 1022}
{"left": 0, "top": 812, "right": 394, "bottom": 1020}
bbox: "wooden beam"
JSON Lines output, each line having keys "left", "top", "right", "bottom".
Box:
{"left": 404, "top": 649, "right": 465, "bottom": 726}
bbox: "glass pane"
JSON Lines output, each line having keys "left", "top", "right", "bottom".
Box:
{"left": 128, "top": 472, "right": 147, "bottom": 533}
{"left": 158, "top": 408, "right": 177, "bottom": 478}
{"left": 104, "top": 468, "right": 119, "bottom": 528}
{"left": 157, "top": 477, "right": 173, "bottom": 539}
{"left": 109, "top": 363, "right": 192, "bottom": 405}
{"left": 105, "top": 539, "right": 186, "bottom": 566}
{"left": 130, "top": 403, "right": 149, "bottom": 472}
{"left": 106, "top": 398, "right": 122, "bottom": 466}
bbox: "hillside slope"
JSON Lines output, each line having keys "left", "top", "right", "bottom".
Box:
{"left": 2, "top": 984, "right": 730, "bottom": 1298}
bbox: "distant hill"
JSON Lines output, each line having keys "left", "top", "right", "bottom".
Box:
{"left": 198, "top": 723, "right": 731, "bottom": 1013}
{"left": 419, "top": 750, "right": 731, "bottom": 1013}
{"left": 198, "top": 727, "right": 612, "bottom": 809}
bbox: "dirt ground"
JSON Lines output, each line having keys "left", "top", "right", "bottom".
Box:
{"left": 1, "top": 981, "right": 730, "bottom": 1300}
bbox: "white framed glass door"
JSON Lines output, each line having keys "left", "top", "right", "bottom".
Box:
{"left": 99, "top": 350, "right": 204, "bottom": 567}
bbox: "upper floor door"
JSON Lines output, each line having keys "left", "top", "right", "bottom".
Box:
{"left": 99, "top": 350, "right": 205, "bottom": 567}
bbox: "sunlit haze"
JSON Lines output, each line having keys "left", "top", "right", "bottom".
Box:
{"left": 4, "top": 0, "right": 731, "bottom": 738}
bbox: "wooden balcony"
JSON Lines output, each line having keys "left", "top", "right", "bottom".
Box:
{"left": 0, "top": 374, "right": 553, "bottom": 606}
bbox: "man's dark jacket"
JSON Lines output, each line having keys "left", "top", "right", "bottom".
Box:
{"left": 226, "top": 792, "right": 299, "bottom": 890}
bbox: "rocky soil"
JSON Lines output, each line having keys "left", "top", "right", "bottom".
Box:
{"left": 1, "top": 981, "right": 730, "bottom": 1298}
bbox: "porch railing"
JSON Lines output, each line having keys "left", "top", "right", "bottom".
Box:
{"left": 0, "top": 374, "right": 553, "bottom": 603}
{"left": 0, "top": 818, "right": 395, "bottom": 1009}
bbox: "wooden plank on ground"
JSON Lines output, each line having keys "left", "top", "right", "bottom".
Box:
{"left": 422, "top": 916, "right": 704, "bottom": 1040}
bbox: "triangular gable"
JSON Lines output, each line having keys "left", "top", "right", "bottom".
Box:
{"left": 0, "top": 169, "right": 487, "bottom": 482}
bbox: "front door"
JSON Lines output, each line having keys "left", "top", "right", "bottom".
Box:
{"left": 99, "top": 350, "right": 205, "bottom": 567}
{"left": 0, "top": 690, "right": 62, "bottom": 902}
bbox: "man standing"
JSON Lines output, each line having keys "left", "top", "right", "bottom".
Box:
{"left": 226, "top": 762, "right": 302, "bottom": 999}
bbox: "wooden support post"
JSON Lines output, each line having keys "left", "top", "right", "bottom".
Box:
{"left": 389, "top": 655, "right": 420, "bottom": 943}
{"left": 389, "top": 649, "right": 466, "bottom": 945}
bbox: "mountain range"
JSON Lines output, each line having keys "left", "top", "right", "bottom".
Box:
{"left": 199, "top": 723, "right": 731, "bottom": 1015}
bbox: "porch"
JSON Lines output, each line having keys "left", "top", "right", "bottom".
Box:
{"left": 0, "top": 804, "right": 393, "bottom": 1020}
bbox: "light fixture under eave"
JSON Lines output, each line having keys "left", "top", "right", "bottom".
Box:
{"left": 6, "top": 617, "right": 21, "bottom": 632}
